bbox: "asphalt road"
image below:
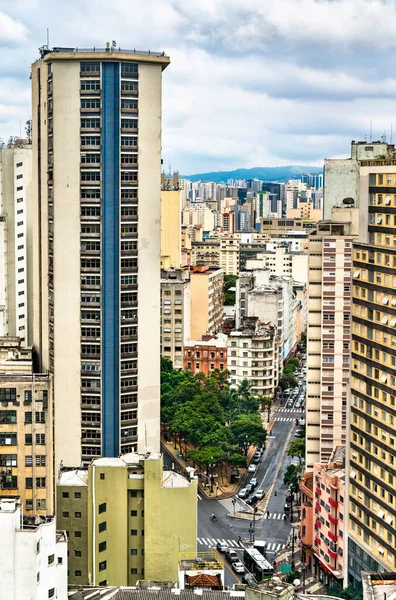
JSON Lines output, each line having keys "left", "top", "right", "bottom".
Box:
{"left": 197, "top": 406, "right": 304, "bottom": 587}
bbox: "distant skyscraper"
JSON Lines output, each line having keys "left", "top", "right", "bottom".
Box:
{"left": 30, "top": 46, "right": 170, "bottom": 467}
{"left": 301, "top": 172, "right": 323, "bottom": 190}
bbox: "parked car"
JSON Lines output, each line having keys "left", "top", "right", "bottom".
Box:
{"left": 246, "top": 495, "right": 258, "bottom": 505}
{"left": 253, "top": 455, "right": 261, "bottom": 464}
{"left": 232, "top": 561, "right": 246, "bottom": 574}
{"left": 225, "top": 549, "right": 239, "bottom": 563}
{"left": 216, "top": 541, "right": 228, "bottom": 552}
{"left": 245, "top": 483, "right": 254, "bottom": 493}
{"left": 254, "top": 489, "right": 265, "bottom": 500}
{"left": 238, "top": 488, "right": 249, "bottom": 498}
{"left": 286, "top": 400, "right": 294, "bottom": 409}
{"left": 248, "top": 464, "right": 256, "bottom": 473}
{"left": 250, "top": 477, "right": 258, "bottom": 488}
{"left": 299, "top": 419, "right": 306, "bottom": 426}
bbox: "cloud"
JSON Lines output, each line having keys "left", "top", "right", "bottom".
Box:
{"left": 2, "top": 0, "right": 396, "bottom": 172}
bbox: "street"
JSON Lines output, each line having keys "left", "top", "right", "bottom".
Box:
{"left": 197, "top": 405, "right": 304, "bottom": 587}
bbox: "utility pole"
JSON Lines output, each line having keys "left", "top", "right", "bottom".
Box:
{"left": 291, "top": 526, "right": 295, "bottom": 570}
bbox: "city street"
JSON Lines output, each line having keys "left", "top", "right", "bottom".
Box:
{"left": 196, "top": 406, "right": 304, "bottom": 587}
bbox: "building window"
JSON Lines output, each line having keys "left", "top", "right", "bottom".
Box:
{"left": 98, "top": 502, "right": 106, "bottom": 514}
{"left": 130, "top": 529, "right": 137, "bottom": 535}
{"left": 99, "top": 561, "right": 106, "bottom": 572}
{"left": 75, "top": 492, "right": 81, "bottom": 499}
{"left": 131, "top": 549, "right": 137, "bottom": 555}
{"left": 131, "top": 568, "right": 138, "bottom": 575}
{"left": 48, "top": 554, "right": 55, "bottom": 566}
{"left": 62, "top": 512, "right": 69, "bottom": 518}
{"left": 75, "top": 531, "right": 81, "bottom": 538}
{"left": 75, "top": 550, "right": 81, "bottom": 557}
{"left": 99, "top": 541, "right": 106, "bottom": 552}
{"left": 99, "top": 521, "right": 106, "bottom": 533}
{"left": 74, "top": 571, "right": 82, "bottom": 577}
{"left": 100, "top": 473, "right": 105, "bottom": 480}
{"left": 75, "top": 512, "right": 81, "bottom": 518}
{"left": 62, "top": 492, "right": 69, "bottom": 499}
{"left": 48, "top": 589, "right": 55, "bottom": 598}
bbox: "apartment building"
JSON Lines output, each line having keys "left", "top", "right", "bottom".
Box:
{"left": 160, "top": 268, "right": 190, "bottom": 368}
{"left": 190, "top": 266, "right": 223, "bottom": 340}
{"left": 0, "top": 140, "right": 32, "bottom": 343}
{"left": 191, "top": 239, "right": 220, "bottom": 268}
{"left": 183, "top": 333, "right": 227, "bottom": 375}
{"left": 56, "top": 453, "right": 197, "bottom": 586}
{"left": 236, "top": 268, "right": 295, "bottom": 361}
{"left": 30, "top": 46, "right": 170, "bottom": 467}
{"left": 305, "top": 216, "right": 358, "bottom": 469}
{"left": 348, "top": 171, "right": 396, "bottom": 581}
{"left": 287, "top": 201, "right": 322, "bottom": 221}
{"left": 300, "top": 471, "right": 314, "bottom": 567}
{"left": 161, "top": 173, "right": 182, "bottom": 269}
{"left": 260, "top": 218, "right": 317, "bottom": 236}
{"left": 228, "top": 317, "right": 280, "bottom": 397}
{"left": 0, "top": 497, "right": 67, "bottom": 600}
{"left": 0, "top": 337, "right": 53, "bottom": 514}
{"left": 220, "top": 234, "right": 240, "bottom": 275}
{"left": 312, "top": 446, "right": 346, "bottom": 587}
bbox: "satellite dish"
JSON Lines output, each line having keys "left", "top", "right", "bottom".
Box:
{"left": 293, "top": 579, "right": 301, "bottom": 587}
{"left": 342, "top": 197, "right": 355, "bottom": 205}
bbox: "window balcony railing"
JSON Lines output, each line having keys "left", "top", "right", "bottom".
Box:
{"left": 328, "top": 531, "right": 338, "bottom": 542}
{"left": 329, "top": 498, "right": 338, "bottom": 508}
{"left": 329, "top": 514, "right": 338, "bottom": 525}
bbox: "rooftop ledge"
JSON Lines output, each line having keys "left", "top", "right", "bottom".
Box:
{"left": 37, "top": 46, "right": 170, "bottom": 69}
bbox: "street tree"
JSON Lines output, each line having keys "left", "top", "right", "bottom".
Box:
{"left": 230, "top": 413, "right": 267, "bottom": 453}
{"left": 283, "top": 464, "right": 302, "bottom": 493}
{"left": 287, "top": 438, "right": 305, "bottom": 465}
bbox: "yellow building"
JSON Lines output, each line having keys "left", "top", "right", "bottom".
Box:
{"left": 161, "top": 174, "right": 182, "bottom": 268}
{"left": 348, "top": 172, "right": 396, "bottom": 581}
{"left": 190, "top": 266, "right": 224, "bottom": 340}
{"left": 287, "top": 202, "right": 322, "bottom": 221}
{"left": 56, "top": 453, "right": 197, "bottom": 586}
{"left": 0, "top": 337, "right": 53, "bottom": 514}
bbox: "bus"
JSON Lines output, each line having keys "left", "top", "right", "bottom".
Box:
{"left": 243, "top": 547, "right": 274, "bottom": 581}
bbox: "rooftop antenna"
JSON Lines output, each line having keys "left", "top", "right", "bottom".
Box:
{"left": 370, "top": 121, "right": 372, "bottom": 143}
{"left": 391, "top": 123, "right": 393, "bottom": 144}
{"left": 47, "top": 27, "right": 49, "bottom": 49}
{"left": 168, "top": 163, "right": 172, "bottom": 178}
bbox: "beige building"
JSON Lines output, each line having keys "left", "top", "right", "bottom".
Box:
{"left": 220, "top": 234, "right": 240, "bottom": 275}
{"left": 57, "top": 453, "right": 197, "bottom": 586}
{"left": 0, "top": 140, "right": 32, "bottom": 343}
{"left": 228, "top": 317, "right": 280, "bottom": 397}
{"left": 0, "top": 337, "right": 53, "bottom": 514}
{"left": 161, "top": 268, "right": 190, "bottom": 368}
{"left": 191, "top": 239, "right": 220, "bottom": 268}
{"left": 306, "top": 212, "right": 359, "bottom": 469}
{"left": 190, "top": 266, "right": 223, "bottom": 340}
{"left": 30, "top": 47, "right": 169, "bottom": 467}
{"left": 287, "top": 202, "right": 322, "bottom": 221}
{"left": 161, "top": 173, "right": 182, "bottom": 269}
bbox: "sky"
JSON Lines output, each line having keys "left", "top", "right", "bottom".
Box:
{"left": 1, "top": 0, "right": 396, "bottom": 174}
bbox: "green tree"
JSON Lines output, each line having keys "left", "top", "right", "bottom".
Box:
{"left": 283, "top": 464, "right": 302, "bottom": 493}
{"left": 287, "top": 438, "right": 305, "bottom": 465}
{"left": 327, "top": 584, "right": 363, "bottom": 600}
{"left": 161, "top": 356, "right": 174, "bottom": 374}
{"left": 227, "top": 453, "right": 248, "bottom": 468}
{"left": 224, "top": 274, "right": 238, "bottom": 305}
{"left": 279, "top": 374, "right": 297, "bottom": 390}
{"left": 231, "top": 413, "right": 267, "bottom": 452}
{"left": 288, "top": 358, "right": 300, "bottom": 368}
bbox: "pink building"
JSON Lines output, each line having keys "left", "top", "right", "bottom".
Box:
{"left": 300, "top": 471, "right": 314, "bottom": 568}
{"left": 312, "top": 446, "right": 345, "bottom": 587}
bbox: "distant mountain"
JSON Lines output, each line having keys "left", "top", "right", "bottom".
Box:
{"left": 181, "top": 165, "right": 323, "bottom": 183}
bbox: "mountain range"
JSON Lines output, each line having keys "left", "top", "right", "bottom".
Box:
{"left": 181, "top": 165, "right": 323, "bottom": 183}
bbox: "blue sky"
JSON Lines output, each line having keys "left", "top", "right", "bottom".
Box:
{"left": 2, "top": 0, "right": 396, "bottom": 173}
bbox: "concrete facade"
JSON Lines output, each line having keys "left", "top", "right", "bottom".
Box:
{"left": 0, "top": 337, "right": 53, "bottom": 514}
{"left": 190, "top": 266, "right": 224, "bottom": 340}
{"left": 161, "top": 188, "right": 182, "bottom": 269}
{"left": 0, "top": 497, "right": 67, "bottom": 600}
{"left": 31, "top": 48, "right": 169, "bottom": 467}
{"left": 161, "top": 268, "right": 190, "bottom": 368}
{"left": 56, "top": 454, "right": 197, "bottom": 587}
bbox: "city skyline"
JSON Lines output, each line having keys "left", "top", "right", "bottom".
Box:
{"left": 2, "top": 0, "right": 396, "bottom": 172}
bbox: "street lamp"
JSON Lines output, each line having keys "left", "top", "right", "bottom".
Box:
{"left": 210, "top": 458, "right": 214, "bottom": 494}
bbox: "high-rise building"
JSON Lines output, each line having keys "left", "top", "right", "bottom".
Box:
{"left": 56, "top": 453, "right": 197, "bottom": 586}
{"left": 348, "top": 171, "right": 396, "bottom": 581}
{"left": 189, "top": 266, "right": 223, "bottom": 340}
{"left": 0, "top": 337, "right": 53, "bottom": 514}
{"left": 160, "top": 268, "right": 190, "bottom": 368}
{"left": 30, "top": 47, "right": 170, "bottom": 467}
{"left": 305, "top": 214, "right": 358, "bottom": 469}
{"left": 0, "top": 140, "right": 32, "bottom": 343}
{"left": 161, "top": 172, "right": 182, "bottom": 269}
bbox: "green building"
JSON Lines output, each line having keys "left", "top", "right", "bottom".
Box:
{"left": 56, "top": 453, "right": 197, "bottom": 586}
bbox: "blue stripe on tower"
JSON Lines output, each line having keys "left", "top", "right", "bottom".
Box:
{"left": 101, "top": 62, "right": 120, "bottom": 457}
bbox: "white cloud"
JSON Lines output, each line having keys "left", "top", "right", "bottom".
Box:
{"left": 2, "top": 0, "right": 396, "bottom": 172}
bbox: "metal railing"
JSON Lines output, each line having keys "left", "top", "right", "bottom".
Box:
{"left": 41, "top": 45, "right": 167, "bottom": 57}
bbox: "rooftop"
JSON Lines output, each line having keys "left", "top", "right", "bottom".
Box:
{"left": 362, "top": 571, "right": 396, "bottom": 600}
{"left": 68, "top": 589, "right": 245, "bottom": 600}
{"left": 38, "top": 44, "right": 168, "bottom": 59}
{"left": 184, "top": 333, "right": 228, "bottom": 349}
{"left": 162, "top": 471, "right": 191, "bottom": 488}
{"left": 58, "top": 468, "right": 88, "bottom": 487}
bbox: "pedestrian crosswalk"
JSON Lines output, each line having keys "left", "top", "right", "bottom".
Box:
{"left": 274, "top": 417, "right": 300, "bottom": 422}
{"left": 197, "top": 537, "right": 241, "bottom": 547}
{"left": 197, "top": 537, "right": 286, "bottom": 552}
{"left": 263, "top": 512, "right": 287, "bottom": 520}
{"left": 277, "top": 408, "right": 304, "bottom": 413}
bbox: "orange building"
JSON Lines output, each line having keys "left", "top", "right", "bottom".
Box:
{"left": 300, "top": 471, "right": 314, "bottom": 568}
{"left": 183, "top": 334, "right": 227, "bottom": 376}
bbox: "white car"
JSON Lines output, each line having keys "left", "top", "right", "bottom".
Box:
{"left": 238, "top": 488, "right": 249, "bottom": 498}
{"left": 232, "top": 561, "right": 245, "bottom": 574}
{"left": 248, "top": 464, "right": 256, "bottom": 473}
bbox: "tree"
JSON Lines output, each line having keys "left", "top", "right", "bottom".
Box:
{"left": 287, "top": 438, "right": 305, "bottom": 465}
{"left": 259, "top": 395, "right": 272, "bottom": 419}
{"left": 224, "top": 274, "right": 238, "bottom": 305}
{"left": 279, "top": 374, "right": 297, "bottom": 390}
{"left": 296, "top": 424, "right": 306, "bottom": 439}
{"left": 227, "top": 453, "right": 248, "bottom": 469}
{"left": 161, "top": 356, "right": 174, "bottom": 374}
{"left": 231, "top": 414, "right": 267, "bottom": 452}
{"left": 283, "top": 464, "right": 302, "bottom": 493}
{"left": 288, "top": 358, "right": 300, "bottom": 368}
{"left": 327, "top": 584, "right": 363, "bottom": 600}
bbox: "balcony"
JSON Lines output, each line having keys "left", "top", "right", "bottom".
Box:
{"left": 315, "top": 536, "right": 321, "bottom": 545}
{"left": 329, "top": 498, "right": 338, "bottom": 508}
{"left": 328, "top": 549, "right": 338, "bottom": 559}
{"left": 329, "top": 515, "right": 338, "bottom": 525}
{"left": 316, "top": 487, "right": 322, "bottom": 495}
{"left": 315, "top": 502, "right": 321, "bottom": 512}
{"left": 328, "top": 531, "right": 338, "bottom": 542}
{"left": 315, "top": 519, "right": 321, "bottom": 529}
